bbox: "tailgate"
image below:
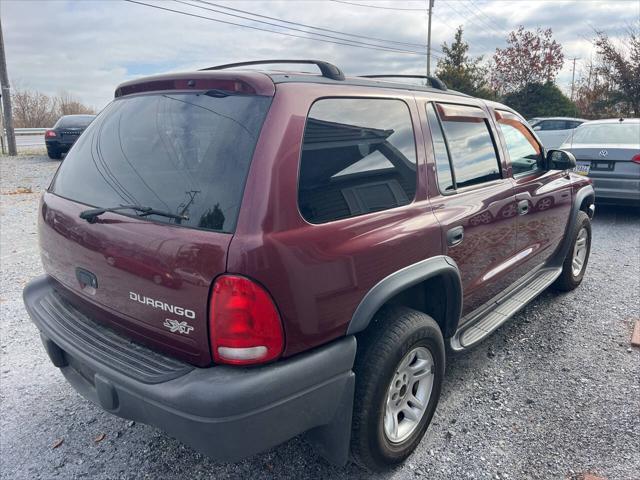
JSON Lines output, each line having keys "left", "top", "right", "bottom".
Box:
{"left": 39, "top": 84, "right": 273, "bottom": 366}
{"left": 39, "top": 192, "right": 231, "bottom": 366}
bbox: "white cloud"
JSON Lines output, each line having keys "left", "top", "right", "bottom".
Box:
{"left": 2, "top": 0, "right": 635, "bottom": 110}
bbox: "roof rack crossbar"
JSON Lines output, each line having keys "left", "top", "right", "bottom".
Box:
{"left": 360, "top": 75, "right": 447, "bottom": 91}
{"left": 200, "top": 60, "right": 345, "bottom": 81}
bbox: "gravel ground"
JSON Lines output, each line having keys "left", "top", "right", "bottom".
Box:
{"left": 1, "top": 154, "right": 639, "bottom": 480}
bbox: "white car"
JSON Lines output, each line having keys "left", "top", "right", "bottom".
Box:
{"left": 530, "top": 117, "right": 586, "bottom": 148}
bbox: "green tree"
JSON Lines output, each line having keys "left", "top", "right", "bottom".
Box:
{"left": 503, "top": 82, "right": 576, "bottom": 119}
{"left": 435, "top": 26, "right": 493, "bottom": 98}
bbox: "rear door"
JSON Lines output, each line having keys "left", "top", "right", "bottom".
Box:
{"left": 41, "top": 88, "right": 272, "bottom": 365}
{"left": 493, "top": 109, "right": 573, "bottom": 276}
{"left": 424, "top": 102, "right": 517, "bottom": 316}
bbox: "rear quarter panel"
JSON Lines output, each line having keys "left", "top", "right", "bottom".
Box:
{"left": 228, "top": 83, "right": 443, "bottom": 356}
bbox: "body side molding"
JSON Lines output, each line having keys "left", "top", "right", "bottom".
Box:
{"left": 346, "top": 255, "right": 463, "bottom": 337}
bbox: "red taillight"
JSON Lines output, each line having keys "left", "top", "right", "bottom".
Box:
{"left": 45, "top": 130, "right": 56, "bottom": 138}
{"left": 209, "top": 275, "right": 283, "bottom": 365}
{"left": 632, "top": 153, "right": 640, "bottom": 164}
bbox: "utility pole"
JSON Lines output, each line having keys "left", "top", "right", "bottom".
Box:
{"left": 0, "top": 17, "right": 16, "bottom": 156}
{"left": 426, "top": 0, "right": 434, "bottom": 76}
{"left": 569, "top": 56, "right": 580, "bottom": 102}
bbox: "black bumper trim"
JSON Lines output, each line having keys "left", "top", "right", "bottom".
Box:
{"left": 23, "top": 275, "right": 357, "bottom": 464}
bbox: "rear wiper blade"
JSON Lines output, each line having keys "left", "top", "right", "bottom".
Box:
{"left": 79, "top": 205, "right": 189, "bottom": 224}
{"left": 202, "top": 89, "right": 237, "bottom": 98}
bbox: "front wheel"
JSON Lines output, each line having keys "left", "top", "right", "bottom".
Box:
{"left": 553, "top": 210, "right": 592, "bottom": 291}
{"left": 351, "top": 306, "right": 445, "bottom": 471}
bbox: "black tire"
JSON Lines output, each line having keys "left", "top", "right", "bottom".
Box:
{"left": 553, "top": 210, "right": 591, "bottom": 291}
{"left": 47, "top": 148, "right": 62, "bottom": 160}
{"left": 351, "top": 306, "right": 445, "bottom": 471}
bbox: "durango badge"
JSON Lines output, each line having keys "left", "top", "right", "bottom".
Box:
{"left": 129, "top": 292, "right": 196, "bottom": 319}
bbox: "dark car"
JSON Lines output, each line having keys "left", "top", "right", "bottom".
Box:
{"left": 23, "top": 60, "right": 594, "bottom": 472}
{"left": 45, "top": 114, "right": 96, "bottom": 159}
{"left": 560, "top": 118, "right": 640, "bottom": 206}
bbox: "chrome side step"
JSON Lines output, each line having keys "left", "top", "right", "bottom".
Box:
{"left": 450, "top": 267, "right": 562, "bottom": 351}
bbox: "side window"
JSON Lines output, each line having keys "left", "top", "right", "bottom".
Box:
{"left": 425, "top": 103, "right": 454, "bottom": 192}
{"left": 298, "top": 98, "right": 417, "bottom": 224}
{"left": 495, "top": 110, "right": 542, "bottom": 176}
{"left": 436, "top": 103, "right": 501, "bottom": 188}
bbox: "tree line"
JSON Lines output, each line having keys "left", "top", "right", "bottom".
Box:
{"left": 10, "top": 88, "right": 95, "bottom": 128}
{"left": 434, "top": 24, "right": 638, "bottom": 119}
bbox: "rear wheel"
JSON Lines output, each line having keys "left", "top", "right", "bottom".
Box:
{"left": 553, "top": 210, "right": 591, "bottom": 291}
{"left": 47, "top": 148, "right": 62, "bottom": 160}
{"left": 351, "top": 306, "right": 445, "bottom": 471}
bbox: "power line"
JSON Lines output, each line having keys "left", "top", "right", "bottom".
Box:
{"left": 446, "top": 0, "right": 503, "bottom": 36}
{"left": 195, "top": 0, "right": 428, "bottom": 48}
{"left": 177, "top": 0, "right": 426, "bottom": 52}
{"left": 329, "top": 0, "right": 426, "bottom": 11}
{"left": 466, "top": 0, "right": 504, "bottom": 32}
{"left": 438, "top": 0, "right": 501, "bottom": 51}
{"left": 124, "top": 0, "right": 430, "bottom": 56}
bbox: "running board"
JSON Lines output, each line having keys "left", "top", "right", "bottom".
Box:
{"left": 450, "top": 267, "right": 562, "bottom": 351}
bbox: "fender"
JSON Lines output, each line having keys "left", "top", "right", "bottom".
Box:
{"left": 549, "top": 183, "right": 595, "bottom": 267}
{"left": 346, "top": 255, "right": 463, "bottom": 337}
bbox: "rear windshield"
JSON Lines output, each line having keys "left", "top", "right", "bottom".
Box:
{"left": 568, "top": 123, "right": 640, "bottom": 145}
{"left": 55, "top": 115, "right": 95, "bottom": 128}
{"left": 51, "top": 92, "right": 271, "bottom": 233}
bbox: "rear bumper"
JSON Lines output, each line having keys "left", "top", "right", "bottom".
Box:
{"left": 590, "top": 176, "right": 640, "bottom": 205}
{"left": 23, "top": 275, "right": 356, "bottom": 464}
{"left": 45, "top": 140, "right": 75, "bottom": 151}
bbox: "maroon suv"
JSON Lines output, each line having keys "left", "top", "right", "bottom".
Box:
{"left": 23, "top": 60, "right": 594, "bottom": 471}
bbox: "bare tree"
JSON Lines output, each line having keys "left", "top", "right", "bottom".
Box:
{"left": 12, "top": 87, "right": 58, "bottom": 128}
{"left": 11, "top": 88, "right": 95, "bottom": 127}
{"left": 57, "top": 90, "right": 95, "bottom": 116}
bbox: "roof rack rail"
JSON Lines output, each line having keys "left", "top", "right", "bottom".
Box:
{"left": 360, "top": 75, "right": 447, "bottom": 91}
{"left": 200, "top": 60, "right": 345, "bottom": 81}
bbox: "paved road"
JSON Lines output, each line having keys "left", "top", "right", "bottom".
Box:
{"left": 1, "top": 155, "right": 638, "bottom": 480}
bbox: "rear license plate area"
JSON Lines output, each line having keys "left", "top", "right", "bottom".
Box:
{"left": 574, "top": 162, "right": 591, "bottom": 176}
{"left": 590, "top": 160, "right": 614, "bottom": 171}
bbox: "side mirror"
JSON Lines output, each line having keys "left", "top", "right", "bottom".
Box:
{"left": 547, "top": 149, "right": 577, "bottom": 170}
{"left": 533, "top": 125, "right": 542, "bottom": 131}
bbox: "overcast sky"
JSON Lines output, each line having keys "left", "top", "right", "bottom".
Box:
{"left": 2, "top": 0, "right": 637, "bottom": 110}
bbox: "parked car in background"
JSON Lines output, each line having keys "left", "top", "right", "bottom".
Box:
{"left": 530, "top": 117, "right": 586, "bottom": 148}
{"left": 561, "top": 118, "right": 640, "bottom": 206}
{"left": 45, "top": 114, "right": 96, "bottom": 159}
{"left": 23, "top": 60, "right": 594, "bottom": 472}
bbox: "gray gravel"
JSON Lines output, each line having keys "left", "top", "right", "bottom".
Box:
{"left": 1, "top": 154, "right": 639, "bottom": 480}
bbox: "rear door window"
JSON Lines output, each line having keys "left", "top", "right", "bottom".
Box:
{"left": 435, "top": 103, "right": 501, "bottom": 189}
{"left": 51, "top": 92, "right": 272, "bottom": 233}
{"left": 298, "top": 98, "right": 417, "bottom": 224}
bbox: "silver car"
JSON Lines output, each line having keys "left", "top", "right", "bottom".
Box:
{"left": 531, "top": 117, "right": 586, "bottom": 148}
{"left": 561, "top": 118, "right": 640, "bottom": 206}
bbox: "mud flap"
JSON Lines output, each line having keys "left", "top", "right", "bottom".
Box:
{"left": 304, "top": 371, "right": 355, "bottom": 466}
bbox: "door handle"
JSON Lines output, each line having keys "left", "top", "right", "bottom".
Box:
{"left": 447, "top": 226, "right": 464, "bottom": 247}
{"left": 517, "top": 200, "right": 529, "bottom": 215}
